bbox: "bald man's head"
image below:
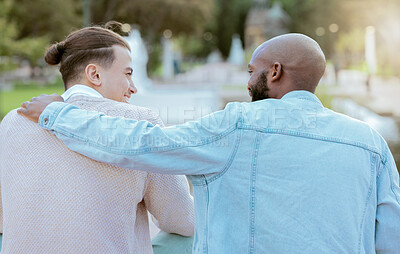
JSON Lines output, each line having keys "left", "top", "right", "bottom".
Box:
{"left": 247, "top": 33, "right": 326, "bottom": 100}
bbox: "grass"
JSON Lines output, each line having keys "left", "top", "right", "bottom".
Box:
{"left": 0, "top": 86, "right": 64, "bottom": 120}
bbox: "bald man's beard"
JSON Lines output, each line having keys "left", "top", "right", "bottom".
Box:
{"left": 250, "top": 71, "right": 270, "bottom": 102}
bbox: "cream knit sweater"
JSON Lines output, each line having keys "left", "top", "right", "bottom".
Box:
{"left": 0, "top": 95, "right": 194, "bottom": 254}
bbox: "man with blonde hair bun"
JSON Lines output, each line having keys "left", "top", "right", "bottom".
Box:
{"left": 0, "top": 22, "right": 194, "bottom": 253}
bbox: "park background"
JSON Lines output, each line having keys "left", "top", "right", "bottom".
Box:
{"left": 1, "top": 0, "right": 400, "bottom": 172}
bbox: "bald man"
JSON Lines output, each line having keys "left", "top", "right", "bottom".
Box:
{"left": 18, "top": 34, "right": 400, "bottom": 253}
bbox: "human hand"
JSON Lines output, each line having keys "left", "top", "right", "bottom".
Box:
{"left": 17, "top": 94, "right": 64, "bottom": 123}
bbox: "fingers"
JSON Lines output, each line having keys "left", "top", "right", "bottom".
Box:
{"left": 30, "top": 94, "right": 57, "bottom": 102}
{"left": 17, "top": 101, "right": 30, "bottom": 117}
{"left": 50, "top": 93, "right": 64, "bottom": 102}
{"left": 17, "top": 107, "right": 26, "bottom": 116}
{"left": 20, "top": 101, "right": 29, "bottom": 109}
{"left": 16, "top": 94, "right": 62, "bottom": 123}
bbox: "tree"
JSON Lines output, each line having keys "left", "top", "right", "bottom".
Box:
{"left": 213, "top": 0, "right": 252, "bottom": 58}
{"left": 0, "top": 0, "right": 18, "bottom": 56}
{"left": 10, "top": 0, "right": 82, "bottom": 42}
{"left": 91, "top": 0, "right": 214, "bottom": 38}
{"left": 89, "top": 0, "right": 215, "bottom": 73}
{"left": 0, "top": 0, "right": 48, "bottom": 67}
{"left": 271, "top": 0, "right": 342, "bottom": 58}
{"left": 275, "top": 0, "right": 400, "bottom": 76}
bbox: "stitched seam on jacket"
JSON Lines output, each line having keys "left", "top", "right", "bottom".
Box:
{"left": 386, "top": 161, "right": 400, "bottom": 205}
{"left": 357, "top": 153, "right": 376, "bottom": 254}
{"left": 238, "top": 125, "right": 382, "bottom": 159}
{"left": 190, "top": 176, "right": 206, "bottom": 186}
{"left": 204, "top": 105, "right": 243, "bottom": 183}
{"left": 376, "top": 158, "right": 385, "bottom": 181}
{"left": 203, "top": 176, "right": 209, "bottom": 254}
{"left": 42, "top": 102, "right": 66, "bottom": 129}
{"left": 249, "top": 132, "right": 261, "bottom": 254}
{"left": 294, "top": 96, "right": 322, "bottom": 104}
{"left": 206, "top": 129, "right": 242, "bottom": 183}
{"left": 190, "top": 176, "right": 207, "bottom": 186}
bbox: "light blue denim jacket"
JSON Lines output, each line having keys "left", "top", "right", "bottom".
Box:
{"left": 39, "top": 91, "right": 400, "bottom": 254}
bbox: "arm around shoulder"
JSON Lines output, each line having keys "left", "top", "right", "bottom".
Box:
{"left": 38, "top": 101, "right": 243, "bottom": 175}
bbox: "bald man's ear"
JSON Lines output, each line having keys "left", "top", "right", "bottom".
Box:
{"left": 85, "top": 64, "right": 102, "bottom": 87}
{"left": 270, "top": 62, "right": 282, "bottom": 82}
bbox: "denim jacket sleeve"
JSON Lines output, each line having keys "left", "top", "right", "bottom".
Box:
{"left": 39, "top": 102, "right": 242, "bottom": 175}
{"left": 375, "top": 147, "right": 400, "bottom": 253}
{"left": 0, "top": 114, "right": 6, "bottom": 234}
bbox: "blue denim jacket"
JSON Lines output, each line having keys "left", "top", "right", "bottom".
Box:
{"left": 39, "top": 91, "right": 400, "bottom": 253}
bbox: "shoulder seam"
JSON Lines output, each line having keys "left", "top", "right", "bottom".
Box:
{"left": 238, "top": 125, "right": 383, "bottom": 159}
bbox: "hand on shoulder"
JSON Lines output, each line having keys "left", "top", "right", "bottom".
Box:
{"left": 17, "top": 94, "right": 64, "bottom": 123}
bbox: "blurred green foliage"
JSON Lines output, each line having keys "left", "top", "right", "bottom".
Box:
{"left": 11, "top": 37, "right": 50, "bottom": 66}
{"left": 0, "top": 0, "right": 61, "bottom": 68}
{"left": 0, "top": 58, "right": 18, "bottom": 72}
{"left": 1, "top": 0, "right": 400, "bottom": 76}
{"left": 12, "top": 77, "right": 63, "bottom": 89}
{"left": 0, "top": 0, "right": 18, "bottom": 56}
{"left": 92, "top": 0, "right": 214, "bottom": 37}
{"left": 176, "top": 36, "right": 212, "bottom": 59}
{"left": 213, "top": 0, "right": 252, "bottom": 58}
{"left": 0, "top": 85, "right": 64, "bottom": 120}
{"left": 9, "top": 0, "right": 82, "bottom": 42}
{"left": 274, "top": 0, "right": 400, "bottom": 75}
{"left": 90, "top": 0, "right": 215, "bottom": 74}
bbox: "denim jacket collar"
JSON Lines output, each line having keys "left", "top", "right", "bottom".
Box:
{"left": 280, "top": 90, "right": 322, "bottom": 105}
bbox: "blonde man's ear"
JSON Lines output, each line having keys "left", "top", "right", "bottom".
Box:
{"left": 85, "top": 64, "right": 102, "bottom": 87}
